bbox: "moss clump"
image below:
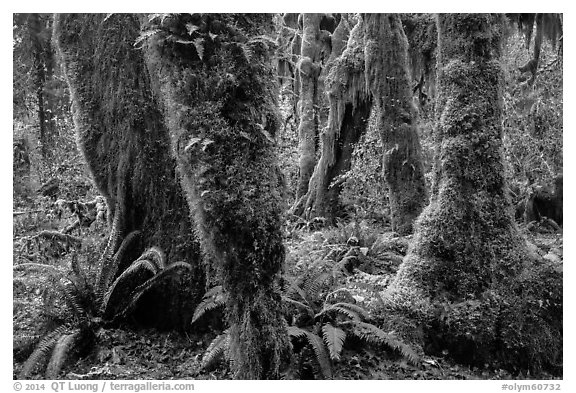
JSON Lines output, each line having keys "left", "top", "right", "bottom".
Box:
{"left": 384, "top": 14, "right": 562, "bottom": 375}
{"left": 144, "top": 14, "right": 289, "bottom": 379}
{"left": 296, "top": 17, "right": 372, "bottom": 222}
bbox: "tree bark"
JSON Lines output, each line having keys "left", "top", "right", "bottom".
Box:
{"left": 144, "top": 13, "right": 289, "bottom": 379}
{"left": 386, "top": 14, "right": 562, "bottom": 374}
{"left": 295, "top": 14, "right": 322, "bottom": 200}
{"left": 28, "top": 14, "right": 48, "bottom": 158}
{"left": 364, "top": 14, "right": 428, "bottom": 235}
{"left": 294, "top": 17, "right": 371, "bottom": 223}
{"left": 53, "top": 14, "right": 203, "bottom": 328}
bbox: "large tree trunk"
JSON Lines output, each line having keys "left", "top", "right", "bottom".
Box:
{"left": 364, "top": 14, "right": 427, "bottom": 235}
{"left": 144, "top": 14, "right": 289, "bottom": 379}
{"left": 53, "top": 14, "right": 203, "bottom": 328}
{"left": 386, "top": 14, "right": 562, "bottom": 374}
{"left": 295, "top": 14, "right": 322, "bottom": 200}
{"left": 295, "top": 18, "right": 371, "bottom": 222}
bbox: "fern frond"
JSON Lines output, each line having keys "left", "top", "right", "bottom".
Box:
{"left": 350, "top": 321, "right": 420, "bottom": 365}
{"left": 201, "top": 330, "right": 230, "bottom": 370}
{"left": 282, "top": 296, "right": 314, "bottom": 316}
{"left": 60, "top": 281, "right": 86, "bottom": 320}
{"left": 303, "top": 271, "right": 332, "bottom": 300}
{"left": 19, "top": 325, "right": 69, "bottom": 379}
{"left": 286, "top": 326, "right": 332, "bottom": 379}
{"left": 285, "top": 279, "right": 307, "bottom": 302}
{"left": 321, "top": 323, "right": 346, "bottom": 361}
{"left": 334, "top": 302, "right": 370, "bottom": 319}
{"left": 192, "top": 286, "right": 226, "bottom": 324}
{"left": 106, "top": 230, "right": 142, "bottom": 282}
{"left": 101, "top": 259, "right": 156, "bottom": 317}
{"left": 315, "top": 303, "right": 362, "bottom": 321}
{"left": 111, "top": 261, "right": 192, "bottom": 320}
{"left": 304, "top": 330, "right": 332, "bottom": 379}
{"left": 14, "top": 264, "right": 86, "bottom": 319}
{"left": 287, "top": 325, "right": 308, "bottom": 339}
{"left": 96, "top": 205, "right": 124, "bottom": 295}
{"left": 45, "top": 329, "right": 81, "bottom": 379}
{"left": 203, "top": 285, "right": 224, "bottom": 299}
{"left": 138, "top": 246, "right": 166, "bottom": 271}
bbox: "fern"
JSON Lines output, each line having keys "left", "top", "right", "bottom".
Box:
{"left": 96, "top": 206, "right": 123, "bottom": 295}
{"left": 111, "top": 261, "right": 192, "bottom": 320}
{"left": 322, "top": 323, "right": 346, "bottom": 361}
{"left": 201, "top": 330, "right": 230, "bottom": 370}
{"left": 137, "top": 246, "right": 166, "bottom": 271}
{"left": 284, "top": 277, "right": 308, "bottom": 302}
{"left": 282, "top": 296, "right": 314, "bottom": 316}
{"left": 45, "top": 329, "right": 81, "bottom": 379}
{"left": 349, "top": 321, "right": 420, "bottom": 365}
{"left": 315, "top": 302, "right": 363, "bottom": 321}
{"left": 191, "top": 285, "right": 226, "bottom": 324}
{"left": 303, "top": 271, "right": 332, "bottom": 299}
{"left": 107, "top": 230, "right": 142, "bottom": 281}
{"left": 14, "top": 263, "right": 86, "bottom": 320}
{"left": 19, "top": 325, "right": 69, "bottom": 379}
{"left": 101, "top": 259, "right": 157, "bottom": 318}
{"left": 287, "top": 326, "right": 332, "bottom": 379}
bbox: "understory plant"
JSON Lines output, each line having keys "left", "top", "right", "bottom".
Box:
{"left": 192, "top": 253, "right": 419, "bottom": 379}
{"left": 13, "top": 230, "right": 192, "bottom": 379}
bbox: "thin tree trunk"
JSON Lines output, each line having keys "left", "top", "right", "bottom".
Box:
{"left": 386, "top": 14, "right": 561, "bottom": 374}
{"left": 364, "top": 14, "right": 427, "bottom": 235}
{"left": 144, "top": 14, "right": 289, "bottom": 379}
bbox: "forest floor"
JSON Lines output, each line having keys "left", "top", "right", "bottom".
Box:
{"left": 12, "top": 196, "right": 562, "bottom": 380}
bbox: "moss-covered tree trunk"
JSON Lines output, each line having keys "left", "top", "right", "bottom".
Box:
{"left": 364, "top": 14, "right": 427, "bottom": 235}
{"left": 54, "top": 13, "right": 203, "bottom": 327}
{"left": 295, "top": 18, "right": 371, "bottom": 222}
{"left": 401, "top": 13, "right": 437, "bottom": 111}
{"left": 295, "top": 13, "right": 322, "bottom": 200}
{"left": 144, "top": 13, "right": 289, "bottom": 379}
{"left": 386, "top": 14, "right": 561, "bottom": 374}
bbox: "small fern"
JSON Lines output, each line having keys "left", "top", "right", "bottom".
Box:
{"left": 110, "top": 261, "right": 192, "bottom": 321}
{"left": 15, "top": 235, "right": 195, "bottom": 379}
{"left": 282, "top": 254, "right": 420, "bottom": 379}
{"left": 201, "top": 329, "right": 230, "bottom": 371}
{"left": 191, "top": 285, "right": 226, "bottom": 324}
{"left": 287, "top": 326, "right": 332, "bottom": 379}
{"left": 347, "top": 320, "right": 420, "bottom": 365}
{"left": 137, "top": 246, "right": 166, "bottom": 271}
{"left": 45, "top": 329, "right": 82, "bottom": 379}
{"left": 18, "top": 325, "right": 70, "bottom": 379}
{"left": 321, "top": 323, "right": 346, "bottom": 361}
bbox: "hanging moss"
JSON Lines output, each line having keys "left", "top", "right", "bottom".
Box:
{"left": 53, "top": 13, "right": 203, "bottom": 328}
{"left": 385, "top": 14, "right": 562, "bottom": 375}
{"left": 401, "top": 13, "right": 437, "bottom": 108}
{"left": 144, "top": 13, "right": 289, "bottom": 379}
{"left": 295, "top": 16, "right": 372, "bottom": 222}
{"left": 364, "top": 14, "right": 428, "bottom": 235}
